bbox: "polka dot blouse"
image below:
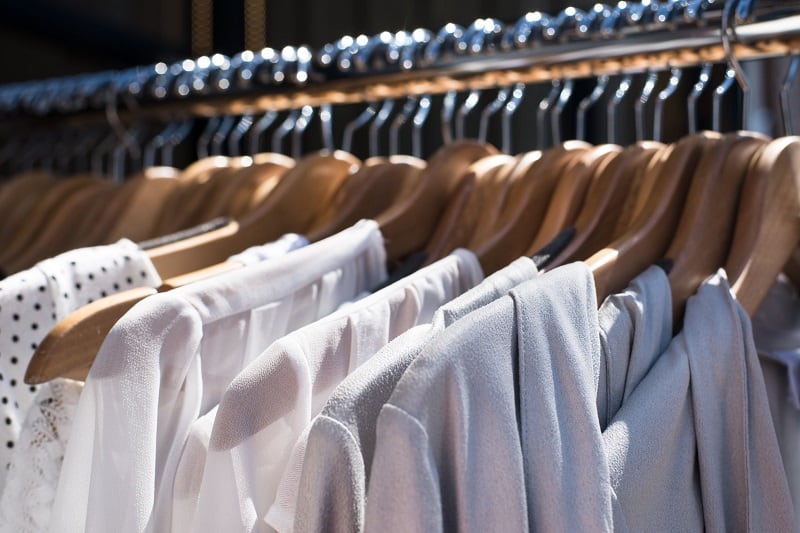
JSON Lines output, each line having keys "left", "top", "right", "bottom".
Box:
{"left": 0, "top": 239, "right": 162, "bottom": 490}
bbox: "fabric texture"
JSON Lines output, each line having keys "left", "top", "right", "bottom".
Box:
{"left": 185, "top": 250, "right": 484, "bottom": 533}
{"left": 292, "top": 257, "right": 537, "bottom": 533}
{"left": 0, "top": 233, "right": 311, "bottom": 533}
{"left": 49, "top": 220, "right": 387, "bottom": 533}
{"left": 0, "top": 379, "right": 83, "bottom": 533}
{"left": 603, "top": 270, "right": 794, "bottom": 531}
{"left": 366, "top": 262, "right": 609, "bottom": 532}
{"left": 0, "top": 239, "right": 161, "bottom": 491}
{"left": 752, "top": 276, "right": 800, "bottom": 525}
{"left": 226, "top": 234, "right": 309, "bottom": 267}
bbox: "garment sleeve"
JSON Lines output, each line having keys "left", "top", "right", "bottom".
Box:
{"left": 365, "top": 404, "right": 443, "bottom": 533}
{"left": 294, "top": 415, "right": 366, "bottom": 533}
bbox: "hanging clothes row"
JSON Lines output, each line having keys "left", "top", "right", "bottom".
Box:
{"left": 0, "top": 0, "right": 799, "bottom": 532}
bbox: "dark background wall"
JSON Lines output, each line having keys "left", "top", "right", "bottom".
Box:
{"left": 0, "top": 0, "right": 595, "bottom": 84}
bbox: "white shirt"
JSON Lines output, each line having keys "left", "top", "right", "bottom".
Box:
{"left": 186, "top": 250, "right": 484, "bottom": 533}
{"left": 49, "top": 221, "right": 387, "bottom": 533}
{"left": 0, "top": 234, "right": 311, "bottom": 533}
{"left": 294, "top": 257, "right": 538, "bottom": 533}
{"left": 0, "top": 239, "right": 161, "bottom": 491}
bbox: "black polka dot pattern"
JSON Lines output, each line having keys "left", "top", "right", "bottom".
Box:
{"left": 0, "top": 240, "right": 161, "bottom": 467}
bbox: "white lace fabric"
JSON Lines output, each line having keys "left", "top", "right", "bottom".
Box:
{"left": 0, "top": 379, "right": 82, "bottom": 532}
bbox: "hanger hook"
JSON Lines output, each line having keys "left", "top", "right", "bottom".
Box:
{"left": 162, "top": 118, "right": 194, "bottom": 167}
{"left": 552, "top": 78, "right": 574, "bottom": 146}
{"left": 455, "top": 90, "right": 482, "bottom": 140}
{"left": 654, "top": 66, "right": 683, "bottom": 142}
{"left": 291, "top": 105, "right": 314, "bottom": 159}
{"left": 210, "top": 115, "right": 237, "bottom": 156}
{"left": 607, "top": 73, "right": 633, "bottom": 144}
{"left": 501, "top": 83, "right": 526, "bottom": 154}
{"left": 228, "top": 114, "right": 255, "bottom": 156}
{"left": 688, "top": 63, "right": 713, "bottom": 135}
{"left": 248, "top": 110, "right": 279, "bottom": 155}
{"left": 536, "top": 79, "right": 562, "bottom": 149}
{"left": 441, "top": 90, "right": 458, "bottom": 144}
{"left": 721, "top": 0, "right": 750, "bottom": 130}
{"left": 479, "top": 86, "right": 511, "bottom": 145}
{"left": 390, "top": 96, "right": 420, "bottom": 156}
{"left": 342, "top": 102, "right": 378, "bottom": 153}
{"left": 369, "top": 99, "right": 396, "bottom": 157}
{"left": 577, "top": 74, "right": 609, "bottom": 142}
{"left": 781, "top": 55, "right": 800, "bottom": 136}
{"left": 319, "top": 103, "right": 335, "bottom": 152}
{"left": 412, "top": 94, "right": 432, "bottom": 158}
{"left": 144, "top": 121, "right": 177, "bottom": 168}
{"left": 634, "top": 67, "right": 660, "bottom": 142}
{"left": 272, "top": 109, "right": 300, "bottom": 154}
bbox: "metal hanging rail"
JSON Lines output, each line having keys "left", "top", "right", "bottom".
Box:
{"left": 0, "top": 0, "right": 799, "bottom": 133}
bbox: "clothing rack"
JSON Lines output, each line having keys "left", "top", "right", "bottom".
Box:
{"left": 1, "top": 0, "right": 799, "bottom": 131}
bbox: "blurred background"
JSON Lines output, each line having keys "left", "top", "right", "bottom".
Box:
{"left": 0, "top": 0, "right": 598, "bottom": 84}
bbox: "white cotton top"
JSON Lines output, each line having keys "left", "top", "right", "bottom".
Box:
{"left": 604, "top": 270, "right": 794, "bottom": 531}
{"left": 751, "top": 276, "right": 800, "bottom": 526}
{"left": 49, "top": 220, "right": 388, "bottom": 533}
{"left": 0, "top": 233, "right": 311, "bottom": 533}
{"left": 185, "top": 249, "right": 484, "bottom": 533}
{"left": 0, "top": 239, "right": 161, "bottom": 491}
{"left": 365, "top": 263, "right": 610, "bottom": 532}
{"left": 227, "top": 234, "right": 309, "bottom": 266}
{"left": 294, "top": 257, "right": 538, "bottom": 533}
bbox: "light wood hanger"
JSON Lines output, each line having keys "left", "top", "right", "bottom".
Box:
{"left": 725, "top": 136, "right": 800, "bottom": 315}
{"left": 547, "top": 141, "right": 664, "bottom": 269}
{"left": 376, "top": 140, "right": 499, "bottom": 263}
{"left": 585, "top": 131, "right": 719, "bottom": 302}
{"left": 224, "top": 153, "right": 298, "bottom": 218}
{"left": 423, "top": 154, "right": 517, "bottom": 264}
{"left": 0, "top": 172, "right": 55, "bottom": 248}
{"left": 525, "top": 144, "right": 622, "bottom": 254}
{"left": 474, "top": 141, "right": 590, "bottom": 274}
{"left": 664, "top": 131, "right": 769, "bottom": 324}
{"left": 0, "top": 176, "right": 102, "bottom": 271}
{"left": 102, "top": 167, "right": 183, "bottom": 243}
{"left": 307, "top": 155, "right": 427, "bottom": 242}
{"left": 146, "top": 150, "right": 360, "bottom": 279}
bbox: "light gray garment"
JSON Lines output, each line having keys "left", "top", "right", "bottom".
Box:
{"left": 752, "top": 276, "right": 800, "bottom": 527}
{"left": 294, "top": 257, "right": 538, "bottom": 533}
{"left": 365, "top": 262, "right": 612, "bottom": 533}
{"left": 596, "top": 265, "right": 674, "bottom": 429}
{"left": 604, "top": 270, "right": 794, "bottom": 532}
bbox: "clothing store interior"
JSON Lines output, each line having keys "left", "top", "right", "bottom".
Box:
{"left": 1, "top": 0, "right": 800, "bottom": 531}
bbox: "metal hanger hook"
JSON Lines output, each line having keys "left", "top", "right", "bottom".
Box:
{"left": 721, "top": 0, "right": 750, "bottom": 130}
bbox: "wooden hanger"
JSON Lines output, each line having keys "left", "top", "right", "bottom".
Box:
{"left": 102, "top": 167, "right": 183, "bottom": 243}
{"left": 376, "top": 140, "right": 499, "bottom": 263}
{"left": 145, "top": 150, "right": 360, "bottom": 279}
{"left": 474, "top": 141, "right": 590, "bottom": 274}
{"left": 585, "top": 131, "right": 719, "bottom": 302}
{"left": 0, "top": 176, "right": 102, "bottom": 270}
{"left": 547, "top": 141, "right": 664, "bottom": 268}
{"left": 525, "top": 144, "right": 622, "bottom": 254}
{"left": 225, "top": 153, "right": 297, "bottom": 218}
{"left": 664, "top": 131, "right": 769, "bottom": 323}
{"left": 307, "top": 155, "right": 426, "bottom": 242}
{"left": 0, "top": 171, "right": 55, "bottom": 247}
{"left": 25, "top": 286, "right": 159, "bottom": 383}
{"left": 12, "top": 180, "right": 123, "bottom": 270}
{"left": 423, "top": 154, "right": 517, "bottom": 264}
{"left": 725, "top": 136, "right": 800, "bottom": 315}
{"left": 199, "top": 154, "right": 295, "bottom": 222}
